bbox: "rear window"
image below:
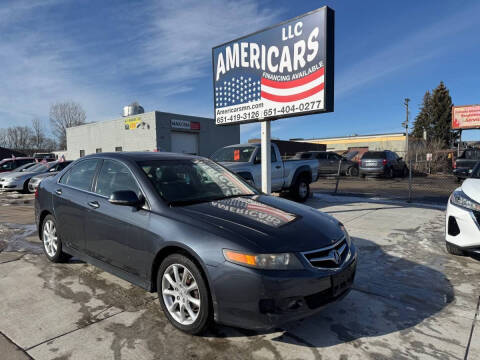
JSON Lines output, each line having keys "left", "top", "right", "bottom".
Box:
{"left": 362, "top": 151, "right": 386, "bottom": 159}
{"left": 462, "top": 149, "right": 480, "bottom": 160}
{"left": 211, "top": 147, "right": 255, "bottom": 162}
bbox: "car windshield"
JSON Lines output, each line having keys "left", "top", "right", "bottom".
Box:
{"left": 138, "top": 159, "right": 257, "bottom": 205}
{"left": 362, "top": 151, "right": 386, "bottom": 159}
{"left": 15, "top": 163, "right": 35, "bottom": 172}
{"left": 28, "top": 163, "right": 48, "bottom": 172}
{"left": 211, "top": 146, "right": 255, "bottom": 162}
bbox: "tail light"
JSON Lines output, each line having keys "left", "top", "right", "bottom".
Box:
{"left": 453, "top": 161, "right": 456, "bottom": 169}
{"left": 382, "top": 159, "right": 387, "bottom": 166}
{"left": 34, "top": 188, "right": 39, "bottom": 199}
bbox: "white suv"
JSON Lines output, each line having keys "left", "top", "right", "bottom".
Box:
{"left": 446, "top": 162, "right": 480, "bottom": 256}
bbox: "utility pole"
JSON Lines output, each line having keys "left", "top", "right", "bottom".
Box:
{"left": 402, "top": 98, "right": 410, "bottom": 160}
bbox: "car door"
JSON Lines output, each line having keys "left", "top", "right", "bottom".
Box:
{"left": 316, "top": 152, "right": 328, "bottom": 174}
{"left": 253, "top": 146, "right": 283, "bottom": 191}
{"left": 53, "top": 159, "right": 100, "bottom": 252}
{"left": 85, "top": 159, "right": 151, "bottom": 278}
{"left": 327, "top": 153, "right": 341, "bottom": 174}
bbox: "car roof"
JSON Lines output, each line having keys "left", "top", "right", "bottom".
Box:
{"left": 82, "top": 152, "right": 204, "bottom": 161}
{"left": 0, "top": 157, "right": 34, "bottom": 162}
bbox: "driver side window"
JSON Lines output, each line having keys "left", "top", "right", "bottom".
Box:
{"left": 94, "top": 160, "right": 140, "bottom": 197}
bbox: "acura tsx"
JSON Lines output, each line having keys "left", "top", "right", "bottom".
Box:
{"left": 35, "top": 152, "right": 357, "bottom": 334}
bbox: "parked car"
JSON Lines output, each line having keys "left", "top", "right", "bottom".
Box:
{"left": 359, "top": 151, "right": 408, "bottom": 178}
{"left": 453, "top": 148, "right": 480, "bottom": 181}
{"left": 35, "top": 152, "right": 357, "bottom": 334}
{"left": 211, "top": 143, "right": 319, "bottom": 202}
{"left": 28, "top": 161, "right": 73, "bottom": 193}
{"left": 33, "top": 152, "right": 56, "bottom": 162}
{"left": 2, "top": 162, "right": 37, "bottom": 174}
{"left": 0, "top": 157, "right": 35, "bottom": 173}
{"left": 445, "top": 162, "right": 480, "bottom": 256}
{"left": 0, "top": 161, "right": 67, "bottom": 193}
{"left": 293, "top": 151, "right": 359, "bottom": 176}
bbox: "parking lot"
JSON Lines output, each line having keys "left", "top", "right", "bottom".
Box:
{"left": 0, "top": 191, "right": 479, "bottom": 360}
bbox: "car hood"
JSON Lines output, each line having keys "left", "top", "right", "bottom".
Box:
{"left": 172, "top": 195, "right": 344, "bottom": 253}
{"left": 462, "top": 179, "right": 480, "bottom": 203}
{"left": 1, "top": 170, "right": 44, "bottom": 180}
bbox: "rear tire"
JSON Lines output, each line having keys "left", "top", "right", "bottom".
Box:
{"left": 42, "top": 215, "right": 71, "bottom": 263}
{"left": 157, "top": 254, "right": 211, "bottom": 335}
{"left": 386, "top": 167, "right": 394, "bottom": 179}
{"left": 446, "top": 242, "right": 464, "bottom": 256}
{"left": 292, "top": 176, "right": 310, "bottom": 202}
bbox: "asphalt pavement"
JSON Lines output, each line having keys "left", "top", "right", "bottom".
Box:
{"left": 0, "top": 191, "right": 479, "bottom": 360}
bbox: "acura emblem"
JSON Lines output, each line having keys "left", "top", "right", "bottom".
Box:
{"left": 330, "top": 249, "right": 341, "bottom": 264}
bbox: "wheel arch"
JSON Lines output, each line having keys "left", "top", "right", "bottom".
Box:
{"left": 150, "top": 244, "right": 218, "bottom": 321}
{"left": 290, "top": 165, "right": 312, "bottom": 188}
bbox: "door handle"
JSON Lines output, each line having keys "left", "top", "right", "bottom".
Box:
{"left": 88, "top": 201, "right": 100, "bottom": 209}
{"left": 55, "top": 189, "right": 62, "bottom": 195}
{"left": 275, "top": 165, "right": 281, "bottom": 169}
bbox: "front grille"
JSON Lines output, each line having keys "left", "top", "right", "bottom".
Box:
{"left": 302, "top": 237, "right": 349, "bottom": 269}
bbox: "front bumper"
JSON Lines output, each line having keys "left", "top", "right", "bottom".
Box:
{"left": 445, "top": 201, "right": 480, "bottom": 250}
{"left": 209, "top": 248, "right": 357, "bottom": 330}
{"left": 0, "top": 179, "right": 23, "bottom": 190}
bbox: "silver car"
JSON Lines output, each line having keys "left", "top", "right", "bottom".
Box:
{"left": 28, "top": 161, "right": 73, "bottom": 192}
{"left": 0, "top": 161, "right": 70, "bottom": 193}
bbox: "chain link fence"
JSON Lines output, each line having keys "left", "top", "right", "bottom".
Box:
{"left": 310, "top": 152, "right": 458, "bottom": 205}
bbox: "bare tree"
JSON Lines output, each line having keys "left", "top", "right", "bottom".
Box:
{"left": 49, "top": 101, "right": 86, "bottom": 149}
{"left": 31, "top": 118, "right": 46, "bottom": 150}
{"left": 6, "top": 126, "right": 33, "bottom": 149}
{"left": 0, "top": 128, "right": 8, "bottom": 147}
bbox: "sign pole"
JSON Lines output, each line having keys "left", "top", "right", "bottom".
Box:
{"left": 261, "top": 120, "right": 271, "bottom": 194}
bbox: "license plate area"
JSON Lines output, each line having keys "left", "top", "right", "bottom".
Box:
{"left": 331, "top": 261, "right": 356, "bottom": 297}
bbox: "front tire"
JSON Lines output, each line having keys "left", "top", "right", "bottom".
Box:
{"left": 158, "top": 254, "right": 211, "bottom": 335}
{"left": 42, "top": 215, "right": 71, "bottom": 263}
{"left": 292, "top": 176, "right": 310, "bottom": 202}
{"left": 348, "top": 167, "right": 359, "bottom": 177}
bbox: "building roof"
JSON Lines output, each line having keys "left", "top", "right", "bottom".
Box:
{"left": 291, "top": 132, "right": 406, "bottom": 142}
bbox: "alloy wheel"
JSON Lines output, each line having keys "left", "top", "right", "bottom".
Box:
{"left": 161, "top": 264, "right": 201, "bottom": 326}
{"left": 298, "top": 181, "right": 308, "bottom": 198}
{"left": 43, "top": 219, "right": 58, "bottom": 257}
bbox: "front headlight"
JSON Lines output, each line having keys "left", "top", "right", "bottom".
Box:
{"left": 450, "top": 190, "right": 480, "bottom": 211}
{"left": 223, "top": 249, "right": 304, "bottom": 270}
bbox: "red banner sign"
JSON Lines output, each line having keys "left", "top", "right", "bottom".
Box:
{"left": 452, "top": 105, "right": 480, "bottom": 130}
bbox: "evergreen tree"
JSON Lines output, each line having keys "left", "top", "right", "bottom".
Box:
{"left": 412, "top": 82, "right": 453, "bottom": 147}
{"left": 431, "top": 81, "right": 453, "bottom": 147}
{"left": 412, "top": 91, "right": 433, "bottom": 139}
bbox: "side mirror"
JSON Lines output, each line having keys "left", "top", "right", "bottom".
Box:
{"left": 109, "top": 190, "right": 142, "bottom": 207}
{"left": 398, "top": 157, "right": 403, "bottom": 161}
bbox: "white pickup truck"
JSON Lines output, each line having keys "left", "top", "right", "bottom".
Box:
{"left": 211, "top": 143, "right": 319, "bottom": 202}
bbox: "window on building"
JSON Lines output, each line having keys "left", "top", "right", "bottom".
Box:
{"left": 115, "top": 147, "right": 123, "bottom": 152}
{"left": 96, "top": 148, "right": 102, "bottom": 153}
{"left": 80, "top": 150, "right": 85, "bottom": 157}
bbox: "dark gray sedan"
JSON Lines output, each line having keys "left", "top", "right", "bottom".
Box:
{"left": 35, "top": 152, "right": 357, "bottom": 334}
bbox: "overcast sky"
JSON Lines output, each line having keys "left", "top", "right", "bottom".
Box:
{"left": 1, "top": 0, "right": 479, "bottom": 141}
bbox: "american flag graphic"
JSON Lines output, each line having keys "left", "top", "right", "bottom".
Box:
{"left": 215, "top": 76, "right": 261, "bottom": 108}
{"left": 215, "top": 67, "right": 324, "bottom": 108}
{"left": 261, "top": 67, "right": 325, "bottom": 103}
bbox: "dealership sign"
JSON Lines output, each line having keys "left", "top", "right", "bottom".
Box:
{"left": 170, "top": 119, "right": 201, "bottom": 130}
{"left": 452, "top": 105, "right": 480, "bottom": 130}
{"left": 212, "top": 7, "right": 334, "bottom": 125}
